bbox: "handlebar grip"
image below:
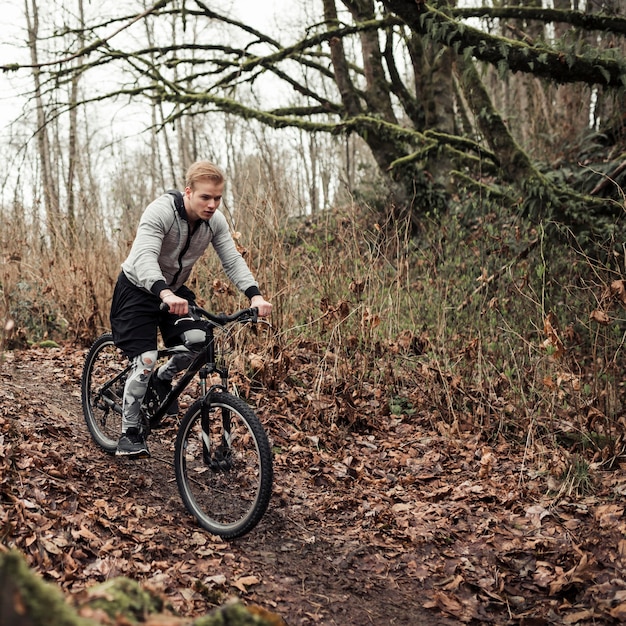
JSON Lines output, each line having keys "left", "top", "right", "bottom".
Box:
{"left": 216, "top": 307, "right": 258, "bottom": 324}
{"left": 161, "top": 302, "right": 257, "bottom": 325}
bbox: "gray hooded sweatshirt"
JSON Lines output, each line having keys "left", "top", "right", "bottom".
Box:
{"left": 121, "top": 192, "right": 260, "bottom": 300}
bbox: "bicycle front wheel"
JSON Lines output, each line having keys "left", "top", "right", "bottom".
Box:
{"left": 81, "top": 333, "right": 126, "bottom": 454}
{"left": 174, "top": 392, "right": 273, "bottom": 539}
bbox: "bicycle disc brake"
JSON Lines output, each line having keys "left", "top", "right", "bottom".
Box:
{"left": 209, "top": 443, "right": 233, "bottom": 471}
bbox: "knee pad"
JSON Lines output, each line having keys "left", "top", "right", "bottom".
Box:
{"left": 125, "top": 349, "right": 159, "bottom": 410}
{"left": 134, "top": 350, "right": 159, "bottom": 375}
{"left": 181, "top": 328, "right": 206, "bottom": 351}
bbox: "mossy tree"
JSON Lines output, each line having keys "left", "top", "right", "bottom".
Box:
{"left": 2, "top": 0, "right": 625, "bottom": 228}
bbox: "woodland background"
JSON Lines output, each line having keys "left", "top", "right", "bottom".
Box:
{"left": 1, "top": 0, "right": 626, "bottom": 624}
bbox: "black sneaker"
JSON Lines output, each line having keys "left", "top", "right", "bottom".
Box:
{"left": 153, "top": 375, "right": 179, "bottom": 416}
{"left": 116, "top": 427, "right": 150, "bottom": 458}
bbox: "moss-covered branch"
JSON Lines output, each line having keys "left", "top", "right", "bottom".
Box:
{"left": 383, "top": 0, "right": 626, "bottom": 87}
{"left": 0, "top": 550, "right": 287, "bottom": 626}
{"left": 453, "top": 6, "right": 626, "bottom": 36}
{"left": 0, "top": 550, "right": 93, "bottom": 626}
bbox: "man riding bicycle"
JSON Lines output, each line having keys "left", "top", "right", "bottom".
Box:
{"left": 110, "top": 161, "right": 272, "bottom": 459}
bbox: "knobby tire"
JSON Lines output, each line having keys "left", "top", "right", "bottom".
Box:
{"left": 81, "top": 333, "right": 125, "bottom": 454}
{"left": 174, "top": 392, "right": 273, "bottom": 539}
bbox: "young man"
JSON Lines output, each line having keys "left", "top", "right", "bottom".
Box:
{"left": 110, "top": 161, "right": 272, "bottom": 458}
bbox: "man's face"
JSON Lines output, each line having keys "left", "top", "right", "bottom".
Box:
{"left": 185, "top": 179, "right": 224, "bottom": 222}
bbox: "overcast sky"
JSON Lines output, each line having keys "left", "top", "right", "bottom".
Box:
{"left": 0, "top": 0, "right": 306, "bottom": 138}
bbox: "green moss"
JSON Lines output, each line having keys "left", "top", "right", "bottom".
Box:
{"left": 38, "top": 340, "right": 60, "bottom": 348}
{"left": 193, "top": 600, "right": 286, "bottom": 626}
{"left": 82, "top": 577, "right": 163, "bottom": 622}
{"left": 0, "top": 551, "right": 286, "bottom": 626}
{"left": 0, "top": 550, "right": 93, "bottom": 626}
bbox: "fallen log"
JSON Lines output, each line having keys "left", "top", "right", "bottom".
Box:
{"left": 0, "top": 550, "right": 286, "bottom": 626}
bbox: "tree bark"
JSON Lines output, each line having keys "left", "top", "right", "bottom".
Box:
{"left": 343, "top": 0, "right": 398, "bottom": 123}
{"left": 25, "top": 0, "right": 61, "bottom": 243}
{"left": 66, "top": 0, "right": 86, "bottom": 242}
{"left": 454, "top": 54, "right": 545, "bottom": 189}
{"left": 381, "top": 0, "right": 626, "bottom": 87}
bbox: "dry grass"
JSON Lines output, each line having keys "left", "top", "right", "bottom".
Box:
{"left": 2, "top": 191, "right": 625, "bottom": 496}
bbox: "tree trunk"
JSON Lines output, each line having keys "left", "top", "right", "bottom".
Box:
{"left": 322, "top": 0, "right": 440, "bottom": 216}
{"left": 66, "top": 0, "right": 86, "bottom": 242}
{"left": 343, "top": 0, "right": 398, "bottom": 123}
{"left": 25, "top": 0, "right": 60, "bottom": 244}
{"left": 454, "top": 54, "right": 543, "bottom": 189}
{"left": 322, "top": 0, "right": 362, "bottom": 117}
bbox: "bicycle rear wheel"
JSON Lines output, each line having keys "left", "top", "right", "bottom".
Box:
{"left": 174, "top": 392, "right": 273, "bottom": 539}
{"left": 81, "top": 333, "right": 126, "bottom": 454}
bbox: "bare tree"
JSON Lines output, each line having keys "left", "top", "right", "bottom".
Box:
{"left": 4, "top": 0, "right": 626, "bottom": 229}
{"left": 24, "top": 0, "right": 60, "bottom": 241}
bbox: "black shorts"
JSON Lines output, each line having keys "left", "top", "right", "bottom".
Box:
{"left": 110, "top": 272, "right": 196, "bottom": 359}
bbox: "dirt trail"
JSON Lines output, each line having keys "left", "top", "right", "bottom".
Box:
{"left": 1, "top": 347, "right": 457, "bottom": 625}
{"left": 2, "top": 345, "right": 625, "bottom": 625}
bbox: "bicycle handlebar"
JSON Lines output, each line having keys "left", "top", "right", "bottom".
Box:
{"left": 160, "top": 302, "right": 258, "bottom": 326}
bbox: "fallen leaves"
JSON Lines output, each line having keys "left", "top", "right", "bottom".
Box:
{"left": 1, "top": 345, "right": 626, "bottom": 625}
{"left": 232, "top": 575, "right": 261, "bottom": 593}
{"left": 590, "top": 279, "right": 626, "bottom": 325}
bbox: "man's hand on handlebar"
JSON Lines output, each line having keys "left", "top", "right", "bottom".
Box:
{"left": 160, "top": 290, "right": 189, "bottom": 316}
{"left": 160, "top": 290, "right": 271, "bottom": 318}
{"left": 250, "top": 295, "right": 272, "bottom": 317}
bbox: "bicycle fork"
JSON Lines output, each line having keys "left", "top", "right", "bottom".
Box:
{"left": 199, "top": 368, "right": 233, "bottom": 471}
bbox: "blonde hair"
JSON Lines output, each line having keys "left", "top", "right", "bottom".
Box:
{"left": 185, "top": 161, "right": 225, "bottom": 189}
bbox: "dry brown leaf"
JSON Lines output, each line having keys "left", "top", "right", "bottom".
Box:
{"left": 40, "top": 538, "right": 62, "bottom": 556}
{"left": 563, "top": 609, "right": 595, "bottom": 623}
{"left": 76, "top": 526, "right": 100, "bottom": 542}
{"left": 543, "top": 312, "right": 565, "bottom": 358}
{"left": 425, "top": 590, "right": 478, "bottom": 623}
{"left": 232, "top": 575, "right": 260, "bottom": 592}
{"left": 204, "top": 574, "right": 227, "bottom": 585}
{"left": 590, "top": 309, "right": 610, "bottom": 325}
{"left": 610, "top": 279, "right": 626, "bottom": 306}
{"left": 525, "top": 504, "right": 550, "bottom": 528}
{"left": 442, "top": 574, "right": 464, "bottom": 591}
{"left": 594, "top": 504, "right": 625, "bottom": 526}
{"left": 478, "top": 448, "right": 495, "bottom": 478}
{"left": 610, "top": 602, "right": 626, "bottom": 621}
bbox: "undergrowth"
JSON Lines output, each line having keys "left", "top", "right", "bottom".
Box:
{"left": 1, "top": 192, "right": 625, "bottom": 497}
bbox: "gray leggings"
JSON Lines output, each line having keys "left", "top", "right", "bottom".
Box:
{"left": 122, "top": 350, "right": 195, "bottom": 432}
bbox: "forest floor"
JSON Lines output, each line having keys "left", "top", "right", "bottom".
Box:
{"left": 1, "top": 344, "right": 626, "bottom": 625}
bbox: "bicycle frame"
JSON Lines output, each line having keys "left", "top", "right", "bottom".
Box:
{"left": 95, "top": 306, "right": 257, "bottom": 428}
{"left": 153, "top": 321, "right": 238, "bottom": 472}
{"left": 148, "top": 323, "right": 228, "bottom": 424}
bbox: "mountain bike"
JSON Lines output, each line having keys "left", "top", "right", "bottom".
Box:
{"left": 80, "top": 305, "right": 273, "bottom": 539}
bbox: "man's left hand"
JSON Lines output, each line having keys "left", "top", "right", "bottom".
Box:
{"left": 250, "top": 295, "right": 272, "bottom": 317}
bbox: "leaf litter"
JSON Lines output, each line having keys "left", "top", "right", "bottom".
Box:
{"left": 1, "top": 344, "right": 626, "bottom": 625}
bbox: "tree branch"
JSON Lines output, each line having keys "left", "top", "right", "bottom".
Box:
{"left": 453, "top": 6, "right": 626, "bottom": 36}
{"left": 1, "top": 0, "right": 170, "bottom": 73}
{"left": 382, "top": 0, "right": 626, "bottom": 87}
